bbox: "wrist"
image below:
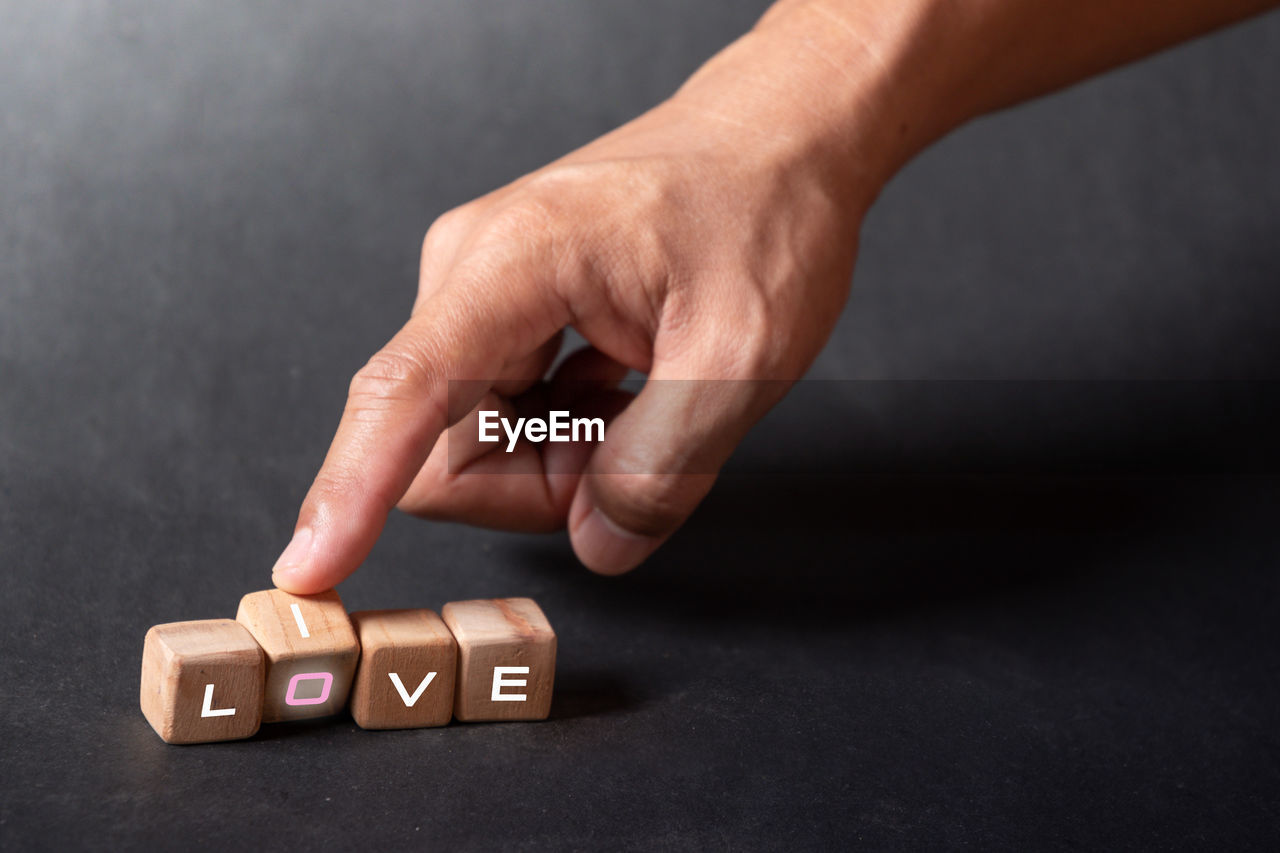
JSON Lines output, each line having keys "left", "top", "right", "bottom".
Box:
{"left": 672, "top": 0, "right": 974, "bottom": 212}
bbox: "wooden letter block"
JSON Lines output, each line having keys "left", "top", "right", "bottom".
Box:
{"left": 441, "top": 597, "right": 556, "bottom": 722}
{"left": 235, "top": 589, "right": 360, "bottom": 723}
{"left": 139, "top": 619, "right": 265, "bottom": 744}
{"left": 348, "top": 609, "right": 457, "bottom": 730}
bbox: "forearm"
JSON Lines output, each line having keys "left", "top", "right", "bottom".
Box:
{"left": 672, "top": 0, "right": 1279, "bottom": 209}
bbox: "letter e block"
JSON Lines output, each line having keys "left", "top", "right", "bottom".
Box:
{"left": 139, "top": 619, "right": 265, "bottom": 744}
{"left": 441, "top": 598, "right": 556, "bottom": 722}
{"left": 349, "top": 609, "right": 457, "bottom": 729}
{"left": 235, "top": 589, "right": 360, "bottom": 723}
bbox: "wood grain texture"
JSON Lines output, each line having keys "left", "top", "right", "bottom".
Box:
{"left": 235, "top": 589, "right": 359, "bottom": 723}
{"left": 139, "top": 619, "right": 265, "bottom": 744}
{"left": 349, "top": 609, "right": 457, "bottom": 730}
{"left": 441, "top": 598, "right": 556, "bottom": 722}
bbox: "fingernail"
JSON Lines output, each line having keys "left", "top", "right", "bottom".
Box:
{"left": 573, "top": 507, "right": 658, "bottom": 575}
{"left": 270, "top": 527, "right": 314, "bottom": 583}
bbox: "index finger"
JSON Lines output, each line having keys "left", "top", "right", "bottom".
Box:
{"left": 271, "top": 273, "right": 564, "bottom": 593}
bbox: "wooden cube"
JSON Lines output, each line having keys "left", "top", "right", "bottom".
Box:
{"left": 441, "top": 598, "right": 556, "bottom": 722}
{"left": 139, "top": 619, "right": 265, "bottom": 744}
{"left": 348, "top": 609, "right": 457, "bottom": 730}
{"left": 235, "top": 589, "right": 360, "bottom": 723}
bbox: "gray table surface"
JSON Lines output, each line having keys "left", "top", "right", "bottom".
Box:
{"left": 3, "top": 2, "right": 1279, "bottom": 849}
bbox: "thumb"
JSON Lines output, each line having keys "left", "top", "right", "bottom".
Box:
{"left": 567, "top": 344, "right": 791, "bottom": 575}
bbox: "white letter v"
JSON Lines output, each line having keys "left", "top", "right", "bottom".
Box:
{"left": 388, "top": 672, "right": 437, "bottom": 707}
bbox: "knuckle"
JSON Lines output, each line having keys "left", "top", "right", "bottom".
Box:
{"left": 709, "top": 291, "right": 803, "bottom": 380}
{"left": 478, "top": 196, "right": 560, "bottom": 251}
{"left": 699, "top": 323, "right": 774, "bottom": 382}
{"left": 346, "top": 343, "right": 453, "bottom": 431}
{"left": 740, "top": 331, "right": 787, "bottom": 378}
{"left": 348, "top": 347, "right": 433, "bottom": 404}
{"left": 421, "top": 207, "right": 473, "bottom": 258}
{"left": 596, "top": 471, "right": 696, "bottom": 537}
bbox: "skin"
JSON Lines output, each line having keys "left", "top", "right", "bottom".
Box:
{"left": 272, "top": 0, "right": 1280, "bottom": 593}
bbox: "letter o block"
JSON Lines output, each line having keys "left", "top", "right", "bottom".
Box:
{"left": 235, "top": 589, "right": 360, "bottom": 723}
{"left": 441, "top": 598, "right": 556, "bottom": 722}
{"left": 139, "top": 619, "right": 265, "bottom": 744}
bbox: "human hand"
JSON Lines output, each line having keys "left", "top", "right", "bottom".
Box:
{"left": 270, "top": 8, "right": 892, "bottom": 593}
{"left": 273, "top": 0, "right": 1276, "bottom": 593}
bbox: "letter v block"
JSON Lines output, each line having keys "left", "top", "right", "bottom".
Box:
{"left": 349, "top": 609, "right": 457, "bottom": 729}
{"left": 235, "top": 589, "right": 360, "bottom": 723}
{"left": 441, "top": 598, "right": 556, "bottom": 722}
{"left": 139, "top": 619, "right": 265, "bottom": 744}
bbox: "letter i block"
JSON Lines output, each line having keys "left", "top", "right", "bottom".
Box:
{"left": 235, "top": 589, "right": 360, "bottom": 723}
{"left": 139, "top": 619, "right": 265, "bottom": 744}
{"left": 441, "top": 598, "right": 556, "bottom": 722}
{"left": 348, "top": 609, "right": 457, "bottom": 730}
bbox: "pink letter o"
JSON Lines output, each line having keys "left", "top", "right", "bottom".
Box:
{"left": 284, "top": 672, "right": 334, "bottom": 706}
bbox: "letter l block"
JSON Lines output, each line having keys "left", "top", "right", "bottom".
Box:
{"left": 139, "top": 619, "right": 265, "bottom": 744}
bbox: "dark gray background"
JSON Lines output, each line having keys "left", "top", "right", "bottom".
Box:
{"left": 2, "top": 1, "right": 1279, "bottom": 849}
